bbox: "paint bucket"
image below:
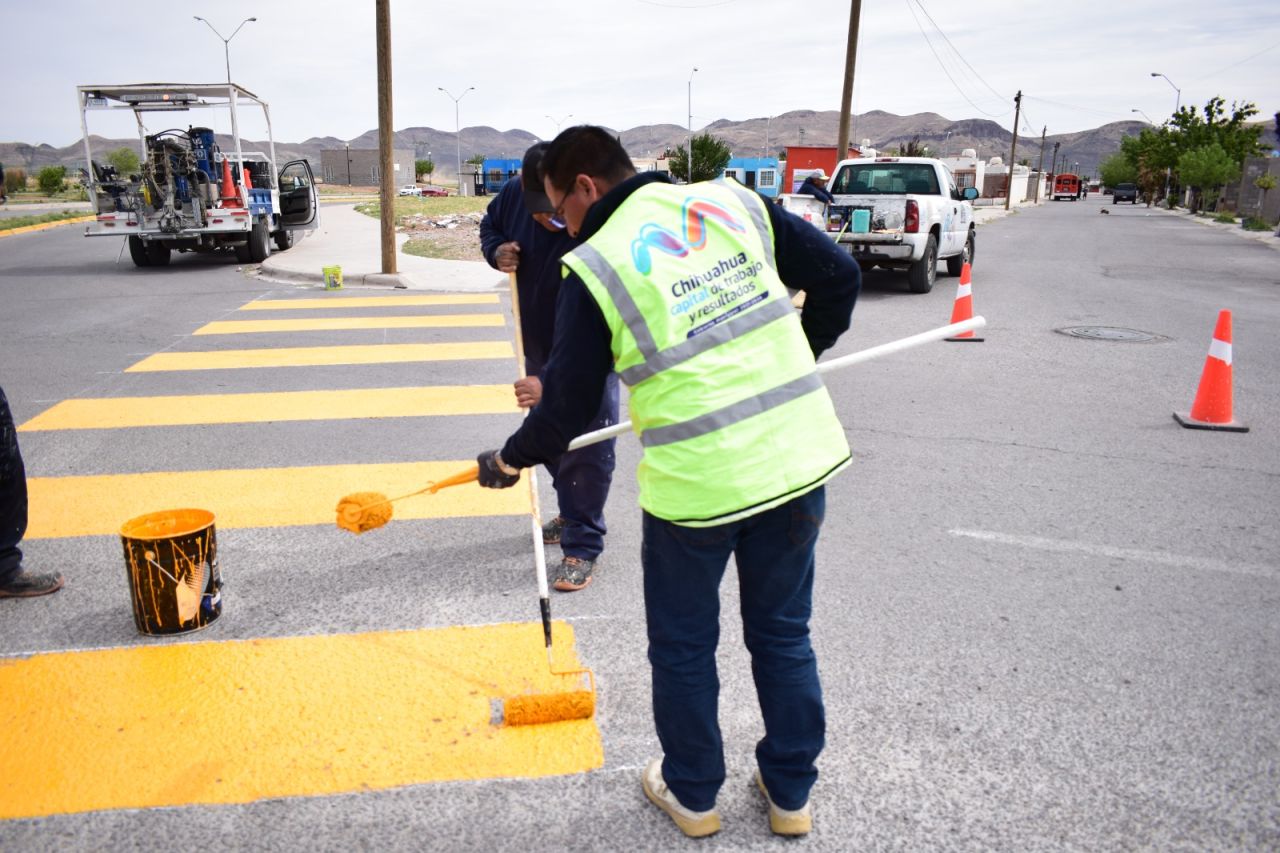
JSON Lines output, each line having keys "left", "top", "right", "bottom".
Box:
{"left": 322, "top": 265, "right": 343, "bottom": 290}
{"left": 851, "top": 209, "right": 871, "bottom": 233}
{"left": 120, "top": 509, "right": 222, "bottom": 636}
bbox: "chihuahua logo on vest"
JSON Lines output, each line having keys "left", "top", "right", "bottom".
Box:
{"left": 630, "top": 198, "right": 745, "bottom": 275}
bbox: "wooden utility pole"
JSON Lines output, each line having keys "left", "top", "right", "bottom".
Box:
{"left": 1034, "top": 126, "right": 1046, "bottom": 203}
{"left": 835, "top": 0, "right": 862, "bottom": 156}
{"left": 1004, "top": 90, "right": 1022, "bottom": 211}
{"left": 376, "top": 0, "right": 396, "bottom": 274}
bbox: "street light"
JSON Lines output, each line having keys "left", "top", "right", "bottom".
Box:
{"left": 687, "top": 67, "right": 697, "bottom": 184}
{"left": 546, "top": 114, "right": 572, "bottom": 137}
{"left": 1131, "top": 108, "right": 1155, "bottom": 125}
{"left": 1150, "top": 73, "right": 1181, "bottom": 202}
{"left": 193, "top": 16, "right": 256, "bottom": 87}
{"left": 439, "top": 86, "right": 474, "bottom": 197}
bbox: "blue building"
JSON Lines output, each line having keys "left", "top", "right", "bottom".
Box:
{"left": 480, "top": 158, "right": 522, "bottom": 195}
{"left": 721, "top": 156, "right": 782, "bottom": 198}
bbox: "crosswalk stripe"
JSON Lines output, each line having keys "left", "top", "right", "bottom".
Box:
{"left": 26, "top": 461, "right": 528, "bottom": 539}
{"left": 19, "top": 385, "right": 519, "bottom": 431}
{"left": 241, "top": 294, "right": 500, "bottom": 311}
{"left": 0, "top": 623, "right": 603, "bottom": 819}
{"left": 193, "top": 314, "right": 505, "bottom": 335}
{"left": 125, "top": 341, "right": 513, "bottom": 372}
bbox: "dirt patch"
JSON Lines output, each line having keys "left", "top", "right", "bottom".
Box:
{"left": 401, "top": 212, "right": 484, "bottom": 261}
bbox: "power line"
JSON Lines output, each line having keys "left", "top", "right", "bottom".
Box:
{"left": 1188, "top": 40, "right": 1280, "bottom": 83}
{"left": 1024, "top": 94, "right": 1137, "bottom": 122}
{"left": 905, "top": 0, "right": 1008, "bottom": 118}
{"left": 909, "top": 0, "right": 1008, "bottom": 103}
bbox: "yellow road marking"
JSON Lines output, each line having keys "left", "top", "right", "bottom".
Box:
{"left": 193, "top": 314, "right": 504, "bottom": 335}
{"left": 19, "top": 386, "right": 518, "bottom": 431}
{"left": 242, "top": 294, "right": 500, "bottom": 311}
{"left": 26, "top": 461, "right": 527, "bottom": 539}
{"left": 0, "top": 623, "right": 602, "bottom": 819}
{"left": 125, "top": 341, "right": 512, "bottom": 372}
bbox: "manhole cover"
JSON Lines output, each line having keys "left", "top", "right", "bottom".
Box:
{"left": 1057, "top": 326, "right": 1162, "bottom": 343}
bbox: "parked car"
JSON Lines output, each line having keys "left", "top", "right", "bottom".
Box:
{"left": 1112, "top": 183, "right": 1139, "bottom": 204}
{"left": 398, "top": 185, "right": 422, "bottom": 196}
{"left": 419, "top": 186, "right": 449, "bottom": 197}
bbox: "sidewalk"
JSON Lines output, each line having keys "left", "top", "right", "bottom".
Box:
{"left": 259, "top": 203, "right": 503, "bottom": 292}
{"left": 1148, "top": 203, "right": 1280, "bottom": 252}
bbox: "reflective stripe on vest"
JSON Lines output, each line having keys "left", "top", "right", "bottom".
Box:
{"left": 562, "top": 180, "right": 850, "bottom": 526}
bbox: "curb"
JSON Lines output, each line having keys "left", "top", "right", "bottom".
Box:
{"left": 0, "top": 215, "right": 95, "bottom": 239}
{"left": 1149, "top": 205, "right": 1280, "bottom": 252}
{"left": 255, "top": 263, "right": 409, "bottom": 289}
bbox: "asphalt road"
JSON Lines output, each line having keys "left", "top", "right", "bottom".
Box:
{"left": 1, "top": 198, "right": 1278, "bottom": 851}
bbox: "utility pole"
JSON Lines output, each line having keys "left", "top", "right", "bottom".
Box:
{"left": 1034, "top": 126, "right": 1046, "bottom": 203}
{"left": 1050, "top": 141, "right": 1061, "bottom": 183}
{"left": 835, "top": 0, "right": 862, "bottom": 157}
{"left": 1004, "top": 90, "right": 1022, "bottom": 211}
{"left": 375, "top": 0, "right": 395, "bottom": 274}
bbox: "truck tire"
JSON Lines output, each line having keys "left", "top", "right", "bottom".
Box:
{"left": 907, "top": 234, "right": 938, "bottom": 294}
{"left": 128, "top": 236, "right": 152, "bottom": 268}
{"left": 248, "top": 218, "right": 271, "bottom": 263}
{"left": 946, "top": 231, "right": 974, "bottom": 276}
{"left": 146, "top": 243, "right": 171, "bottom": 266}
{"left": 274, "top": 228, "right": 294, "bottom": 251}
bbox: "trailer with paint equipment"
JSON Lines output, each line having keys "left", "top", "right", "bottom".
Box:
{"left": 334, "top": 313, "right": 986, "bottom": 726}
{"left": 76, "top": 83, "right": 319, "bottom": 267}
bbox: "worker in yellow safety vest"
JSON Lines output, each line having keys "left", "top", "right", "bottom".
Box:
{"left": 474, "top": 126, "right": 860, "bottom": 838}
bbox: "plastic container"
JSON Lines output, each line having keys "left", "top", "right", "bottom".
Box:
{"left": 323, "top": 265, "right": 343, "bottom": 290}
{"left": 851, "top": 209, "right": 871, "bottom": 233}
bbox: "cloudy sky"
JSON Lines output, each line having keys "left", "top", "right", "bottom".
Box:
{"left": 5, "top": 0, "right": 1278, "bottom": 148}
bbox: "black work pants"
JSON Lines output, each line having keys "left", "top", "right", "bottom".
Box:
{"left": 0, "top": 385, "right": 28, "bottom": 583}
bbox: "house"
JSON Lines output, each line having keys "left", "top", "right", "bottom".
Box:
{"left": 319, "top": 147, "right": 414, "bottom": 187}
{"left": 721, "top": 156, "right": 782, "bottom": 198}
{"left": 480, "top": 158, "right": 522, "bottom": 195}
{"left": 782, "top": 146, "right": 861, "bottom": 194}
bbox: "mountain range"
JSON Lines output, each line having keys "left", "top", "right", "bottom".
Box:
{"left": 5, "top": 110, "right": 1277, "bottom": 181}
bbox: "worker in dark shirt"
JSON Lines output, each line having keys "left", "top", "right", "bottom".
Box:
{"left": 474, "top": 126, "right": 859, "bottom": 838}
{"left": 796, "top": 169, "right": 835, "bottom": 204}
{"left": 479, "top": 143, "right": 618, "bottom": 591}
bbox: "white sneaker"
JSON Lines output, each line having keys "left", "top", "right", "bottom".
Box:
{"left": 755, "top": 770, "right": 812, "bottom": 836}
{"left": 642, "top": 758, "right": 721, "bottom": 838}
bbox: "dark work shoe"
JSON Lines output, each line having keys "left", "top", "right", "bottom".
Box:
{"left": 552, "top": 556, "right": 595, "bottom": 592}
{"left": 542, "top": 516, "right": 565, "bottom": 544}
{"left": 0, "top": 570, "right": 65, "bottom": 598}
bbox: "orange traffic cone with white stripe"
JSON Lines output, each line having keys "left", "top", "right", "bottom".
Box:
{"left": 1173, "top": 309, "right": 1248, "bottom": 432}
{"left": 219, "top": 158, "right": 241, "bottom": 207}
{"left": 945, "top": 262, "right": 984, "bottom": 342}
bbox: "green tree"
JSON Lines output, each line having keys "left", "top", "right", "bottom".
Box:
{"left": 37, "top": 165, "right": 67, "bottom": 195}
{"left": 466, "top": 154, "right": 485, "bottom": 167}
{"left": 106, "top": 147, "right": 140, "bottom": 176}
{"left": 1177, "top": 143, "right": 1240, "bottom": 212}
{"left": 1098, "top": 152, "right": 1137, "bottom": 187}
{"left": 666, "top": 132, "right": 733, "bottom": 183}
{"left": 416, "top": 158, "right": 435, "bottom": 182}
{"left": 1253, "top": 172, "right": 1277, "bottom": 218}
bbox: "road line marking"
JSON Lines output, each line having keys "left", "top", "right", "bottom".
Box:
{"left": 0, "top": 623, "right": 602, "bottom": 819}
{"left": 125, "top": 341, "right": 512, "bottom": 372}
{"left": 242, "top": 294, "right": 500, "bottom": 311}
{"left": 193, "top": 314, "right": 504, "bottom": 335}
{"left": 26, "top": 461, "right": 528, "bottom": 538}
{"left": 18, "top": 386, "right": 519, "bottom": 431}
{"left": 948, "top": 529, "right": 1277, "bottom": 579}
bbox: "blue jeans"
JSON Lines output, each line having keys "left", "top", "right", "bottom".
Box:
{"left": 530, "top": 364, "right": 619, "bottom": 562}
{"left": 0, "top": 386, "right": 28, "bottom": 584}
{"left": 642, "top": 486, "right": 826, "bottom": 812}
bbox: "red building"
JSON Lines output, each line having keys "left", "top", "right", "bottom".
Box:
{"left": 782, "top": 145, "right": 861, "bottom": 193}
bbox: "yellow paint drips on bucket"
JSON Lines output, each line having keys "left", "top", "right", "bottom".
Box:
{"left": 119, "top": 508, "right": 222, "bottom": 636}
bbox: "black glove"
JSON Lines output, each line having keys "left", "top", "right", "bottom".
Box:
{"left": 477, "top": 450, "right": 521, "bottom": 489}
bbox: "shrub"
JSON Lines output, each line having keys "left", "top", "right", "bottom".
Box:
{"left": 1213, "top": 212, "right": 1236, "bottom": 223}
{"left": 37, "top": 165, "right": 67, "bottom": 195}
{"left": 1241, "top": 216, "right": 1273, "bottom": 231}
{"left": 4, "top": 167, "right": 26, "bottom": 195}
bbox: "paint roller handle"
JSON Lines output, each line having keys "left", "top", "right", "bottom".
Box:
{"left": 564, "top": 316, "right": 987, "bottom": 452}
{"left": 428, "top": 464, "right": 481, "bottom": 493}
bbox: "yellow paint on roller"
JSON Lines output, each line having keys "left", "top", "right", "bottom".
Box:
{"left": 0, "top": 622, "right": 602, "bottom": 819}
{"left": 125, "top": 341, "right": 513, "bottom": 372}
{"left": 19, "top": 385, "right": 518, "bottom": 431}
{"left": 25, "top": 461, "right": 528, "bottom": 539}
{"left": 193, "top": 314, "right": 504, "bottom": 335}
{"left": 241, "top": 294, "right": 500, "bottom": 311}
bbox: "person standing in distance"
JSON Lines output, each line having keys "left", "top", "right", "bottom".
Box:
{"left": 473, "top": 126, "right": 860, "bottom": 837}
{"left": 479, "top": 142, "right": 619, "bottom": 591}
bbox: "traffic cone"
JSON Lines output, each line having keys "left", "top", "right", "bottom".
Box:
{"left": 945, "top": 262, "right": 984, "bottom": 342}
{"left": 242, "top": 164, "right": 253, "bottom": 191}
{"left": 219, "top": 159, "right": 240, "bottom": 206}
{"left": 1174, "top": 310, "right": 1248, "bottom": 432}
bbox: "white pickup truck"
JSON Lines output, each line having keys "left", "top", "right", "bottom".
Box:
{"left": 803, "top": 157, "right": 978, "bottom": 293}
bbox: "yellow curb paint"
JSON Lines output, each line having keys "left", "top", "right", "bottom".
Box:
{"left": 0, "top": 214, "right": 95, "bottom": 238}
{"left": 193, "top": 314, "right": 504, "bottom": 335}
{"left": 25, "top": 461, "right": 528, "bottom": 539}
{"left": 19, "top": 385, "right": 519, "bottom": 432}
{"left": 0, "top": 623, "right": 603, "bottom": 819}
{"left": 125, "top": 341, "right": 513, "bottom": 372}
{"left": 242, "top": 294, "right": 500, "bottom": 311}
